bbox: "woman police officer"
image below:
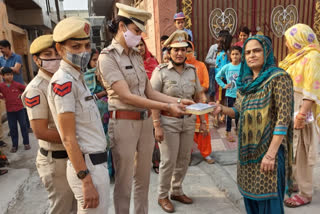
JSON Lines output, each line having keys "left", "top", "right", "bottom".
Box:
{"left": 150, "top": 30, "right": 207, "bottom": 213}
{"left": 97, "top": 3, "right": 193, "bottom": 214}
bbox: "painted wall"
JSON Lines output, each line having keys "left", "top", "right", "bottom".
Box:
{"left": 136, "top": 0, "right": 177, "bottom": 62}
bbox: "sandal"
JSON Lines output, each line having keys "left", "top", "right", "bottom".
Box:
{"left": 284, "top": 194, "right": 311, "bottom": 208}
{"left": 0, "top": 169, "right": 8, "bottom": 176}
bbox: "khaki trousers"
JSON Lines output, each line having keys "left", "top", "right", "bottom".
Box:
{"left": 158, "top": 115, "right": 196, "bottom": 199}
{"left": 66, "top": 155, "right": 110, "bottom": 214}
{"left": 36, "top": 151, "right": 76, "bottom": 214}
{"left": 292, "top": 122, "right": 318, "bottom": 198}
{"left": 108, "top": 117, "right": 154, "bottom": 214}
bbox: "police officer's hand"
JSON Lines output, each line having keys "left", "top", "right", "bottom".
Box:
{"left": 181, "top": 99, "right": 195, "bottom": 105}
{"left": 168, "top": 103, "right": 186, "bottom": 117}
{"left": 208, "top": 102, "right": 221, "bottom": 116}
{"left": 154, "top": 126, "right": 164, "bottom": 142}
{"left": 82, "top": 176, "right": 99, "bottom": 209}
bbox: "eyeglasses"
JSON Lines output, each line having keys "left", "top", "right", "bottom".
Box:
{"left": 244, "top": 48, "right": 263, "bottom": 56}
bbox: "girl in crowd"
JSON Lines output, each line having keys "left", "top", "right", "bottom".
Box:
{"left": 84, "top": 48, "right": 112, "bottom": 178}
{"left": 213, "top": 30, "right": 232, "bottom": 127}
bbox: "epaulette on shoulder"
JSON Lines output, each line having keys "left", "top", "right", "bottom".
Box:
{"left": 100, "top": 46, "right": 115, "bottom": 54}
{"left": 30, "top": 75, "right": 43, "bottom": 87}
{"left": 185, "top": 63, "right": 196, "bottom": 70}
{"left": 156, "top": 63, "right": 169, "bottom": 70}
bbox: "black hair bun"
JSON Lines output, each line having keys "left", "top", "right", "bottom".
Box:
{"left": 107, "top": 20, "right": 117, "bottom": 34}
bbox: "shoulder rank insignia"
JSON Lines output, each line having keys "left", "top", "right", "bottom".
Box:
{"left": 52, "top": 82, "right": 72, "bottom": 97}
{"left": 157, "top": 63, "right": 168, "bottom": 70}
{"left": 25, "top": 95, "right": 40, "bottom": 108}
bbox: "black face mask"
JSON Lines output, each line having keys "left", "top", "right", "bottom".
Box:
{"left": 170, "top": 57, "right": 186, "bottom": 66}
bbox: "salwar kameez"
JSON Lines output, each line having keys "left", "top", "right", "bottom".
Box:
{"left": 244, "top": 146, "right": 285, "bottom": 214}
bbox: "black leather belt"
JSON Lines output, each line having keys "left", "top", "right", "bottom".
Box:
{"left": 40, "top": 147, "right": 68, "bottom": 159}
{"left": 85, "top": 151, "right": 108, "bottom": 165}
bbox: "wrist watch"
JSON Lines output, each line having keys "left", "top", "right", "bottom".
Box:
{"left": 77, "top": 169, "right": 89, "bottom": 179}
{"left": 177, "top": 98, "right": 182, "bottom": 104}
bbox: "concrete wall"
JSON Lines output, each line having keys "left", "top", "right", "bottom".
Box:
{"left": 136, "top": 0, "right": 177, "bottom": 62}
{"left": 136, "top": 0, "right": 156, "bottom": 57}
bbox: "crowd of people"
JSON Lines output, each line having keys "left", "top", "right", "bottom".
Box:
{"left": 0, "top": 2, "right": 319, "bottom": 214}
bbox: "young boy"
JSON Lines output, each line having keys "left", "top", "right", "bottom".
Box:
{"left": 234, "top": 26, "right": 250, "bottom": 48}
{"left": 215, "top": 46, "right": 242, "bottom": 142}
{"left": 0, "top": 67, "right": 29, "bottom": 152}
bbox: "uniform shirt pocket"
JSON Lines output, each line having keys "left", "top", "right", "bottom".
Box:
{"left": 122, "top": 67, "right": 139, "bottom": 89}
{"left": 164, "top": 82, "right": 180, "bottom": 97}
{"left": 79, "top": 97, "right": 100, "bottom": 122}
{"left": 182, "top": 81, "right": 196, "bottom": 97}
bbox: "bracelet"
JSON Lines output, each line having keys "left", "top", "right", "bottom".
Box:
{"left": 93, "top": 93, "right": 98, "bottom": 100}
{"left": 201, "top": 120, "right": 207, "bottom": 124}
{"left": 153, "top": 120, "right": 160, "bottom": 123}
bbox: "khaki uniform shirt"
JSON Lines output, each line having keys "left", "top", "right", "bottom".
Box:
{"left": 22, "top": 70, "right": 65, "bottom": 151}
{"left": 150, "top": 61, "right": 202, "bottom": 99}
{"left": 97, "top": 39, "right": 148, "bottom": 111}
{"left": 47, "top": 60, "right": 106, "bottom": 154}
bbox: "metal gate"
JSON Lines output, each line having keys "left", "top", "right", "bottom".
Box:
{"left": 184, "top": 0, "right": 316, "bottom": 62}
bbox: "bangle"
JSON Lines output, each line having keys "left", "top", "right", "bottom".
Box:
{"left": 298, "top": 112, "right": 306, "bottom": 116}
{"left": 93, "top": 93, "right": 98, "bottom": 100}
{"left": 153, "top": 120, "right": 160, "bottom": 123}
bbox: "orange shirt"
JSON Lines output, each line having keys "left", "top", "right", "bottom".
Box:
{"left": 186, "top": 57, "right": 209, "bottom": 90}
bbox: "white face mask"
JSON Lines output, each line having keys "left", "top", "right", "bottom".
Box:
{"left": 65, "top": 51, "right": 91, "bottom": 73}
{"left": 39, "top": 58, "right": 61, "bottom": 74}
{"left": 123, "top": 26, "right": 141, "bottom": 48}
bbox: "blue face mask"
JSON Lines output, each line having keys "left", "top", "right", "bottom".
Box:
{"left": 65, "top": 51, "right": 91, "bottom": 73}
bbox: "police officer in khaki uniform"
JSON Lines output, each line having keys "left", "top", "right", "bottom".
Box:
{"left": 22, "top": 35, "right": 76, "bottom": 214}
{"left": 97, "top": 3, "right": 194, "bottom": 214}
{"left": 150, "top": 30, "right": 208, "bottom": 213}
{"left": 47, "top": 17, "right": 110, "bottom": 214}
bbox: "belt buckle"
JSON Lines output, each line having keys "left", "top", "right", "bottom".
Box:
{"left": 140, "top": 110, "right": 148, "bottom": 120}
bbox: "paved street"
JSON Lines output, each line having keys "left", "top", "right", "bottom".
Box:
{"left": 0, "top": 119, "right": 319, "bottom": 214}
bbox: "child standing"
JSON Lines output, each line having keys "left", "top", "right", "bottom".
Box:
{"left": 234, "top": 26, "right": 250, "bottom": 48}
{"left": 0, "top": 67, "right": 29, "bottom": 152}
{"left": 215, "top": 46, "right": 242, "bottom": 142}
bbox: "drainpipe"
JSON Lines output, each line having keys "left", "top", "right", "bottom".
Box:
{"left": 55, "top": 0, "right": 61, "bottom": 21}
